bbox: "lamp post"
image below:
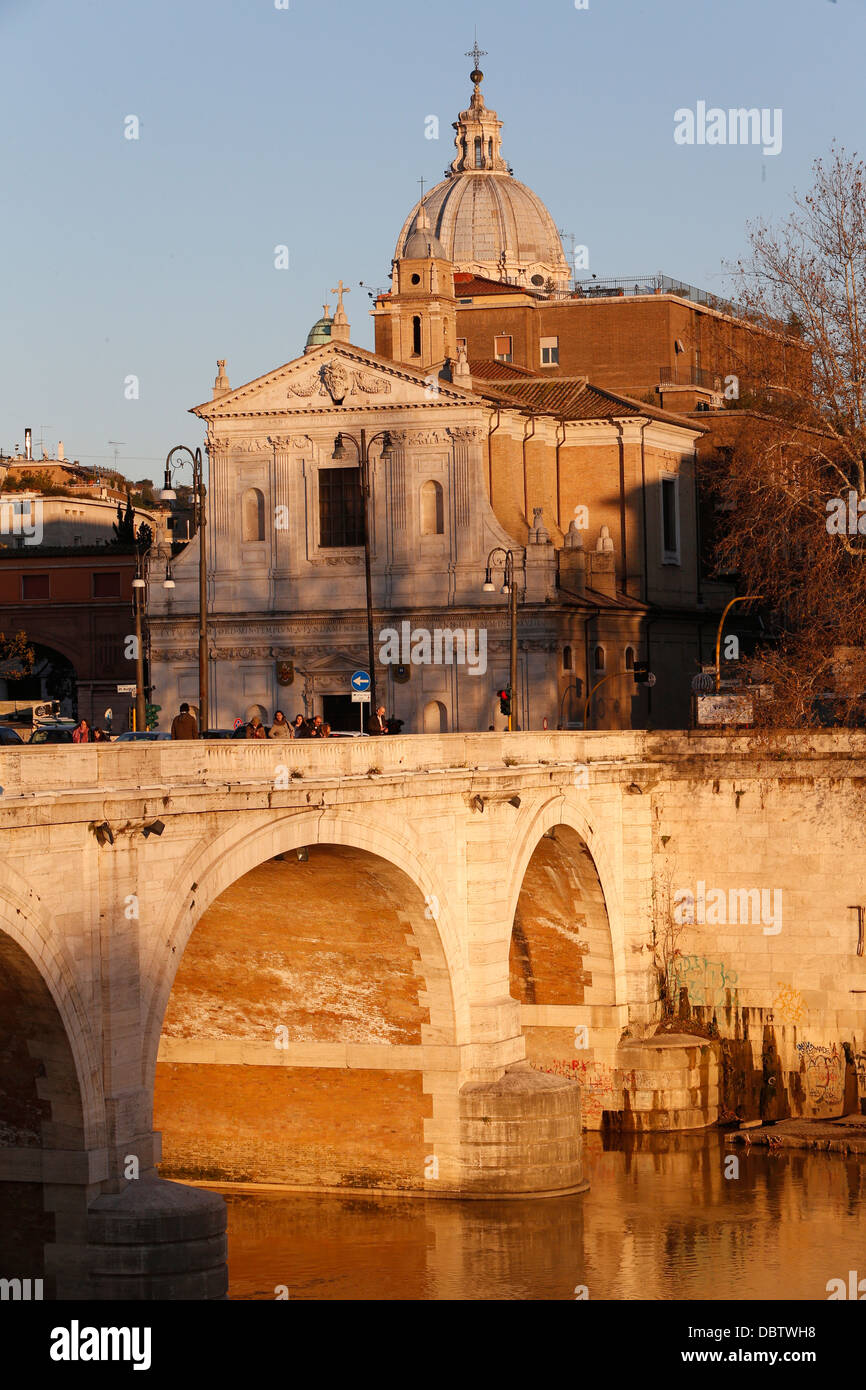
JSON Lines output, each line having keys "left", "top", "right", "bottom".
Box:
{"left": 131, "top": 542, "right": 176, "bottom": 732}
{"left": 161, "top": 445, "right": 209, "bottom": 731}
{"left": 482, "top": 547, "right": 519, "bottom": 731}
{"left": 332, "top": 429, "right": 392, "bottom": 717}
{"left": 715, "top": 595, "right": 763, "bottom": 693}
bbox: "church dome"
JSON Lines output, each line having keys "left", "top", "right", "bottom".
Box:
{"left": 304, "top": 305, "right": 333, "bottom": 352}
{"left": 395, "top": 65, "right": 571, "bottom": 291}
{"left": 402, "top": 203, "right": 448, "bottom": 260}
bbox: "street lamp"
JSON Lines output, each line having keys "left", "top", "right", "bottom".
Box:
{"left": 161, "top": 445, "right": 209, "bottom": 731}
{"left": 482, "top": 547, "right": 520, "bottom": 731}
{"left": 132, "top": 542, "right": 175, "bottom": 732}
{"left": 715, "top": 595, "right": 763, "bottom": 693}
{"left": 331, "top": 429, "right": 392, "bottom": 717}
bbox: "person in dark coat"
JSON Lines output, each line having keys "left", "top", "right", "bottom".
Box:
{"left": 366, "top": 705, "right": 388, "bottom": 735}
{"left": 170, "top": 703, "right": 198, "bottom": 740}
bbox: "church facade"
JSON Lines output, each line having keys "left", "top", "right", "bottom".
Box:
{"left": 149, "top": 63, "right": 722, "bottom": 734}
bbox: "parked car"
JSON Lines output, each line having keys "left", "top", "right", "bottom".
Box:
{"left": 199, "top": 729, "right": 239, "bottom": 740}
{"left": 114, "top": 731, "right": 171, "bottom": 742}
{"left": 28, "top": 726, "right": 75, "bottom": 744}
{"left": 5, "top": 708, "right": 34, "bottom": 724}
{"left": 0, "top": 726, "right": 24, "bottom": 745}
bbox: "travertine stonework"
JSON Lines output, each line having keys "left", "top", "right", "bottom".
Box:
{"left": 2, "top": 731, "right": 865, "bottom": 1295}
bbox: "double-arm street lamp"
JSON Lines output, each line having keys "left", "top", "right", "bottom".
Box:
{"left": 161, "top": 445, "right": 209, "bottom": 732}
{"left": 482, "top": 547, "right": 519, "bottom": 731}
{"left": 131, "top": 542, "right": 175, "bottom": 732}
{"left": 332, "top": 429, "right": 392, "bottom": 717}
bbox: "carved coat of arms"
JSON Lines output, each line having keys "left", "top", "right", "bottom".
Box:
{"left": 322, "top": 360, "right": 350, "bottom": 404}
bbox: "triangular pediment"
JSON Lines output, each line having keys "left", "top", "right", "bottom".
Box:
{"left": 192, "top": 343, "right": 479, "bottom": 418}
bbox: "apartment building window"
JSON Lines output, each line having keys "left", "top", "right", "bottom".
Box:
{"left": 563, "top": 645, "right": 573, "bottom": 671}
{"left": 540, "top": 336, "right": 559, "bottom": 366}
{"left": 494, "top": 335, "right": 513, "bottom": 363}
{"left": 625, "top": 646, "right": 635, "bottom": 670}
{"left": 21, "top": 573, "right": 49, "bottom": 600}
{"left": 456, "top": 337, "right": 467, "bottom": 352}
{"left": 660, "top": 474, "right": 681, "bottom": 564}
{"left": 594, "top": 645, "right": 606, "bottom": 673}
{"left": 319, "top": 467, "right": 363, "bottom": 548}
{"left": 93, "top": 571, "right": 121, "bottom": 598}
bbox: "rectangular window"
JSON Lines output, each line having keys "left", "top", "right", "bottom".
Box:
{"left": 96, "top": 635, "right": 122, "bottom": 671}
{"left": 540, "top": 336, "right": 559, "bottom": 366}
{"left": 318, "top": 467, "right": 363, "bottom": 548}
{"left": 494, "top": 334, "right": 513, "bottom": 363}
{"left": 21, "top": 573, "right": 49, "bottom": 600}
{"left": 660, "top": 476, "right": 680, "bottom": 563}
{"left": 93, "top": 570, "right": 121, "bottom": 598}
{"left": 456, "top": 337, "right": 467, "bottom": 351}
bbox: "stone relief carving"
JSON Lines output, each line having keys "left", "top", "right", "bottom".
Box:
{"left": 286, "top": 374, "right": 322, "bottom": 398}
{"left": 286, "top": 364, "right": 393, "bottom": 402}
{"left": 409, "top": 430, "right": 451, "bottom": 446}
{"left": 449, "top": 425, "right": 485, "bottom": 442}
{"left": 268, "top": 435, "right": 293, "bottom": 450}
{"left": 322, "top": 360, "right": 351, "bottom": 404}
{"left": 153, "top": 648, "right": 199, "bottom": 663}
{"left": 353, "top": 370, "right": 392, "bottom": 395}
{"left": 206, "top": 435, "right": 231, "bottom": 453}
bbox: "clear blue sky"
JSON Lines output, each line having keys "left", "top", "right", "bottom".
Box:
{"left": 0, "top": 0, "right": 861, "bottom": 482}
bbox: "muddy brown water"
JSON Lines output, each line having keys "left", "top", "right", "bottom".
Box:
{"left": 221, "top": 1132, "right": 866, "bottom": 1300}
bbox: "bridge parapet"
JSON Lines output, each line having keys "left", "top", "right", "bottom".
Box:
{"left": 2, "top": 729, "right": 865, "bottom": 803}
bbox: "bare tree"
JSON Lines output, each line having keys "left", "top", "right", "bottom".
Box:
{"left": 703, "top": 145, "right": 866, "bottom": 725}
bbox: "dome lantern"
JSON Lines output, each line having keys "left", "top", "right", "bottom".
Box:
{"left": 393, "top": 58, "right": 571, "bottom": 292}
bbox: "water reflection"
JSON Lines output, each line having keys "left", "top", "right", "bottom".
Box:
{"left": 224, "top": 1133, "right": 865, "bottom": 1300}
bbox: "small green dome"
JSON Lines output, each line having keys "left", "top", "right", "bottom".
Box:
{"left": 305, "top": 311, "right": 333, "bottom": 351}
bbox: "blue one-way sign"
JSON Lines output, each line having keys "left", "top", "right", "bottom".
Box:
{"left": 351, "top": 670, "right": 371, "bottom": 693}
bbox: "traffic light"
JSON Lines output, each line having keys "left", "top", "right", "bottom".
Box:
{"left": 633, "top": 662, "right": 650, "bottom": 685}
{"left": 145, "top": 702, "right": 161, "bottom": 730}
{"left": 498, "top": 687, "right": 511, "bottom": 716}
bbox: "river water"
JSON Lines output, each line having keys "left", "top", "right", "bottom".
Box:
{"left": 222, "top": 1132, "right": 866, "bottom": 1300}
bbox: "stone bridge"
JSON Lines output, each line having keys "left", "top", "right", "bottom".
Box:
{"left": 1, "top": 731, "right": 865, "bottom": 1298}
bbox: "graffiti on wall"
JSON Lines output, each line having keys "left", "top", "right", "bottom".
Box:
{"left": 796, "top": 1041, "right": 844, "bottom": 1114}
{"left": 534, "top": 1058, "right": 622, "bottom": 1124}
{"left": 773, "top": 983, "right": 806, "bottom": 1027}
{"left": 667, "top": 954, "right": 738, "bottom": 1009}
{"left": 854, "top": 1051, "right": 866, "bottom": 1101}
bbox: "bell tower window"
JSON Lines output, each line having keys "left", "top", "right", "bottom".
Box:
{"left": 412, "top": 315, "right": 422, "bottom": 356}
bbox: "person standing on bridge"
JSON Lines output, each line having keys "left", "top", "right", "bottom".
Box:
{"left": 366, "top": 704, "right": 388, "bottom": 735}
{"left": 170, "top": 702, "right": 198, "bottom": 740}
{"left": 72, "top": 718, "right": 91, "bottom": 743}
{"left": 268, "top": 710, "right": 291, "bottom": 739}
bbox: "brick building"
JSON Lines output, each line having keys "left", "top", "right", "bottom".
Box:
{"left": 0, "top": 547, "right": 140, "bottom": 727}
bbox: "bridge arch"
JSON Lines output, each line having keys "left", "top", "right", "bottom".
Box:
{"left": 143, "top": 807, "right": 461, "bottom": 1090}
{"left": 502, "top": 794, "right": 630, "bottom": 1120}
{"left": 504, "top": 793, "right": 627, "bottom": 1006}
{"left": 0, "top": 871, "right": 105, "bottom": 1152}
